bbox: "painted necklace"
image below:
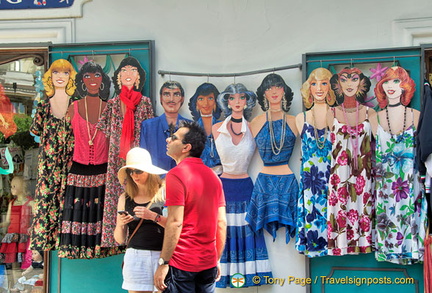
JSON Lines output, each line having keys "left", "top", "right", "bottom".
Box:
{"left": 311, "top": 107, "right": 328, "bottom": 150}
{"left": 268, "top": 110, "right": 286, "bottom": 156}
{"left": 386, "top": 106, "right": 406, "bottom": 141}
{"left": 341, "top": 101, "right": 359, "bottom": 170}
{"left": 84, "top": 96, "right": 102, "bottom": 146}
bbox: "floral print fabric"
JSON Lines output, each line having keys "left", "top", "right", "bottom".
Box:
{"left": 295, "top": 121, "right": 331, "bottom": 257}
{"left": 97, "top": 95, "right": 153, "bottom": 247}
{"left": 29, "top": 98, "right": 74, "bottom": 250}
{"left": 374, "top": 123, "right": 427, "bottom": 264}
{"left": 327, "top": 110, "right": 374, "bottom": 255}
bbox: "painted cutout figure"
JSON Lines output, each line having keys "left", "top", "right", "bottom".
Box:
{"left": 97, "top": 56, "right": 154, "bottom": 248}
{"left": 140, "top": 81, "right": 191, "bottom": 171}
{"left": 370, "top": 66, "right": 427, "bottom": 264}
{"left": 188, "top": 83, "right": 222, "bottom": 173}
{"left": 295, "top": 68, "right": 336, "bottom": 257}
{"left": 29, "top": 59, "right": 76, "bottom": 251}
{"left": 212, "top": 83, "right": 272, "bottom": 287}
{"left": 326, "top": 67, "right": 376, "bottom": 255}
{"left": 247, "top": 73, "right": 299, "bottom": 243}
{"left": 0, "top": 83, "right": 17, "bottom": 139}
{"left": 59, "top": 61, "right": 122, "bottom": 258}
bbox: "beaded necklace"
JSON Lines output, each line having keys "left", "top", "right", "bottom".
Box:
{"left": 341, "top": 101, "right": 359, "bottom": 170}
{"left": 386, "top": 106, "right": 406, "bottom": 137}
{"left": 311, "top": 107, "right": 328, "bottom": 150}
{"left": 84, "top": 96, "right": 102, "bottom": 146}
{"left": 268, "top": 110, "right": 286, "bottom": 155}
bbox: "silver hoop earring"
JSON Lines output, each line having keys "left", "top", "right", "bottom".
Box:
{"left": 82, "top": 83, "right": 87, "bottom": 93}
{"left": 100, "top": 82, "right": 105, "bottom": 91}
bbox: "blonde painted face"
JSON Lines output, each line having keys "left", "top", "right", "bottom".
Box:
{"left": 197, "top": 93, "right": 216, "bottom": 116}
{"left": 52, "top": 70, "right": 70, "bottom": 89}
{"left": 382, "top": 79, "right": 402, "bottom": 100}
{"left": 310, "top": 79, "right": 330, "bottom": 103}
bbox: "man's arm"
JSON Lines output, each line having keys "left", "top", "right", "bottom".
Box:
{"left": 215, "top": 206, "right": 227, "bottom": 281}
{"left": 154, "top": 205, "right": 184, "bottom": 292}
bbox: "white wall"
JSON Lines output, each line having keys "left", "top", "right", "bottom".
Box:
{"left": 69, "top": 1, "right": 432, "bottom": 292}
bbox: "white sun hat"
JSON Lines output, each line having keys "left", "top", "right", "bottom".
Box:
{"left": 117, "top": 147, "right": 167, "bottom": 185}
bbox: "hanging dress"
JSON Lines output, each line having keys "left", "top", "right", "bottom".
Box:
{"left": 29, "top": 98, "right": 74, "bottom": 251}
{"left": 197, "top": 117, "right": 221, "bottom": 170}
{"left": 215, "top": 116, "right": 272, "bottom": 288}
{"left": 295, "top": 112, "right": 331, "bottom": 257}
{"left": 58, "top": 102, "right": 122, "bottom": 259}
{"left": 0, "top": 198, "right": 32, "bottom": 263}
{"left": 327, "top": 107, "right": 374, "bottom": 255}
{"left": 374, "top": 110, "right": 427, "bottom": 264}
{"left": 246, "top": 115, "right": 298, "bottom": 243}
{"left": 97, "top": 95, "right": 153, "bottom": 247}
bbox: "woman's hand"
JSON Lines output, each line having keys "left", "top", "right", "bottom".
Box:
{"left": 118, "top": 212, "right": 134, "bottom": 226}
{"left": 133, "top": 206, "right": 156, "bottom": 221}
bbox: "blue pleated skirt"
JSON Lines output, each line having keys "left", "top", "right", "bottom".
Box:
{"left": 216, "top": 177, "right": 272, "bottom": 288}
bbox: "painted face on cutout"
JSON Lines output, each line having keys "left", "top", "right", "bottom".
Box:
{"left": 52, "top": 69, "right": 70, "bottom": 89}
{"left": 161, "top": 87, "right": 184, "bottom": 114}
{"left": 120, "top": 65, "right": 139, "bottom": 89}
{"left": 228, "top": 93, "right": 247, "bottom": 114}
{"left": 382, "top": 78, "right": 402, "bottom": 100}
{"left": 196, "top": 93, "right": 216, "bottom": 116}
{"left": 310, "top": 79, "right": 330, "bottom": 103}
{"left": 339, "top": 73, "right": 360, "bottom": 97}
{"left": 264, "top": 85, "right": 284, "bottom": 106}
{"left": 83, "top": 72, "right": 102, "bottom": 95}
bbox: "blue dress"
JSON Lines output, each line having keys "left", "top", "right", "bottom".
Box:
{"left": 295, "top": 117, "right": 331, "bottom": 257}
{"left": 197, "top": 117, "right": 221, "bottom": 169}
{"left": 246, "top": 117, "right": 298, "bottom": 243}
{"left": 215, "top": 116, "right": 272, "bottom": 288}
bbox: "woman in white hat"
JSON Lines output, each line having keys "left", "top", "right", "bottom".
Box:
{"left": 114, "top": 147, "right": 167, "bottom": 293}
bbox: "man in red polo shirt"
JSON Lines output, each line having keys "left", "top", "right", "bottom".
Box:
{"left": 154, "top": 120, "right": 227, "bottom": 293}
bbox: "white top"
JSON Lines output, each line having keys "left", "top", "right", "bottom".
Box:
{"left": 215, "top": 115, "right": 256, "bottom": 175}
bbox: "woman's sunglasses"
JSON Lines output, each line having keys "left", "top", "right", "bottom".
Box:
{"left": 126, "top": 168, "right": 144, "bottom": 175}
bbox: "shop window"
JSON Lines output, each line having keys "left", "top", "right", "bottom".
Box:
{"left": 0, "top": 46, "right": 48, "bottom": 293}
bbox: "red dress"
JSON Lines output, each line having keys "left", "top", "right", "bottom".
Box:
{"left": 0, "top": 198, "right": 32, "bottom": 263}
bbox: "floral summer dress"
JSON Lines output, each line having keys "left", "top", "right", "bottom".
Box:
{"left": 97, "top": 95, "right": 153, "bottom": 247}
{"left": 327, "top": 107, "right": 374, "bottom": 255}
{"left": 295, "top": 117, "right": 331, "bottom": 257}
{"left": 374, "top": 113, "right": 427, "bottom": 264}
{"left": 29, "top": 98, "right": 74, "bottom": 250}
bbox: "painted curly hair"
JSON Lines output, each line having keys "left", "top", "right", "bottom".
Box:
{"left": 374, "top": 66, "right": 415, "bottom": 109}
{"left": 330, "top": 67, "right": 371, "bottom": 106}
{"left": 42, "top": 59, "right": 77, "bottom": 97}
{"left": 301, "top": 67, "right": 336, "bottom": 109}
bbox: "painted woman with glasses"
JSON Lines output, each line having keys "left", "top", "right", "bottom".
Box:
{"left": 114, "top": 147, "right": 168, "bottom": 293}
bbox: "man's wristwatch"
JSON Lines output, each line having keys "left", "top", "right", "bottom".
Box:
{"left": 158, "top": 257, "right": 169, "bottom": 266}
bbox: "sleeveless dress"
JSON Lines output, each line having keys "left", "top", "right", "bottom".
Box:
{"left": 0, "top": 198, "right": 32, "bottom": 263}
{"left": 197, "top": 117, "right": 221, "bottom": 170}
{"left": 295, "top": 112, "right": 331, "bottom": 257}
{"left": 374, "top": 110, "right": 427, "bottom": 264}
{"left": 327, "top": 107, "right": 374, "bottom": 255}
{"left": 214, "top": 116, "right": 272, "bottom": 288}
{"left": 29, "top": 98, "right": 74, "bottom": 251}
{"left": 246, "top": 116, "right": 298, "bottom": 243}
{"left": 58, "top": 102, "right": 122, "bottom": 259}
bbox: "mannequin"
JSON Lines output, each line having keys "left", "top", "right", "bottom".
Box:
{"left": 212, "top": 84, "right": 272, "bottom": 288}
{"left": 97, "top": 56, "right": 154, "bottom": 248}
{"left": 370, "top": 66, "right": 426, "bottom": 264}
{"left": 326, "top": 67, "right": 376, "bottom": 255}
{"left": 295, "top": 68, "right": 336, "bottom": 257}
{"left": 29, "top": 59, "right": 76, "bottom": 251}
{"left": 0, "top": 176, "right": 33, "bottom": 264}
{"left": 247, "top": 73, "right": 299, "bottom": 243}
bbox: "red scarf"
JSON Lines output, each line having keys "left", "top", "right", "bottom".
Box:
{"left": 119, "top": 85, "right": 142, "bottom": 159}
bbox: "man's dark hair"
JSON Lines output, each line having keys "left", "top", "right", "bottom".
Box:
{"left": 180, "top": 120, "right": 206, "bottom": 158}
